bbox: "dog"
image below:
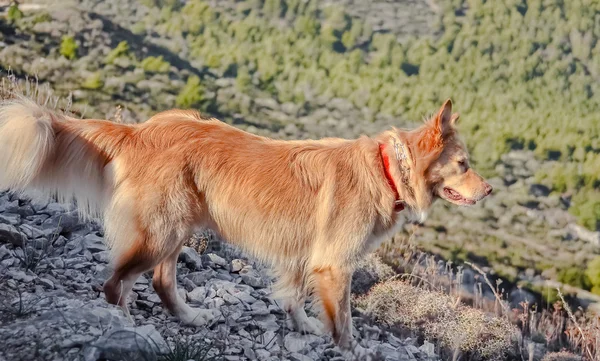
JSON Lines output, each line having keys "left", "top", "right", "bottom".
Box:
{"left": 0, "top": 95, "right": 492, "bottom": 354}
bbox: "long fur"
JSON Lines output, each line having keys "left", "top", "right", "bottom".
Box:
{"left": 0, "top": 94, "right": 491, "bottom": 350}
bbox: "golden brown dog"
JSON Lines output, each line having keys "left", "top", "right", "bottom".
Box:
{"left": 0, "top": 96, "right": 491, "bottom": 353}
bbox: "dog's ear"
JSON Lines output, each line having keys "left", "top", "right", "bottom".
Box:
{"left": 434, "top": 99, "right": 453, "bottom": 135}
{"left": 450, "top": 112, "right": 459, "bottom": 126}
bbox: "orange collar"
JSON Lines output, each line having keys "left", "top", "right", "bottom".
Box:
{"left": 379, "top": 144, "right": 405, "bottom": 212}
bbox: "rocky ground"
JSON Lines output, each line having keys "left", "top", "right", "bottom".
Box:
{"left": 0, "top": 191, "right": 439, "bottom": 361}
{"left": 1, "top": 0, "right": 599, "bottom": 313}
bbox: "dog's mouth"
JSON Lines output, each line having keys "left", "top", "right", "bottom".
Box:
{"left": 441, "top": 187, "right": 476, "bottom": 206}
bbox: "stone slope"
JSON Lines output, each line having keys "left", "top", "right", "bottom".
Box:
{"left": 0, "top": 192, "right": 439, "bottom": 361}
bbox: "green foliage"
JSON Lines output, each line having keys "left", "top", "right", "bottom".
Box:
{"left": 59, "top": 35, "right": 78, "bottom": 60}
{"left": 557, "top": 267, "right": 591, "bottom": 291}
{"left": 105, "top": 41, "right": 132, "bottom": 65}
{"left": 7, "top": 3, "right": 24, "bottom": 23}
{"left": 585, "top": 257, "right": 600, "bottom": 296}
{"left": 32, "top": 12, "right": 53, "bottom": 25}
{"left": 176, "top": 75, "right": 204, "bottom": 108}
{"left": 140, "top": 55, "right": 171, "bottom": 73}
{"left": 140, "top": 0, "right": 181, "bottom": 9}
{"left": 235, "top": 66, "right": 253, "bottom": 92}
{"left": 81, "top": 72, "right": 104, "bottom": 90}
{"left": 137, "top": 0, "right": 600, "bottom": 229}
{"left": 571, "top": 191, "right": 600, "bottom": 231}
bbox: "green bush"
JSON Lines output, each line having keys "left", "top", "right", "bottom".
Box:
{"left": 59, "top": 35, "right": 78, "bottom": 60}
{"left": 585, "top": 257, "right": 600, "bottom": 296}
{"left": 105, "top": 41, "right": 132, "bottom": 64}
{"left": 235, "top": 66, "right": 252, "bottom": 92}
{"left": 32, "top": 12, "right": 53, "bottom": 24}
{"left": 81, "top": 72, "right": 104, "bottom": 90}
{"left": 571, "top": 191, "right": 600, "bottom": 231}
{"left": 140, "top": 55, "right": 171, "bottom": 73}
{"left": 176, "top": 75, "right": 204, "bottom": 108}
{"left": 557, "top": 267, "right": 592, "bottom": 291}
{"left": 7, "top": 3, "right": 23, "bottom": 23}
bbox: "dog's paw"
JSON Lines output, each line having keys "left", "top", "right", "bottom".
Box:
{"left": 181, "top": 307, "right": 221, "bottom": 327}
{"left": 338, "top": 341, "right": 372, "bottom": 361}
{"left": 294, "top": 316, "right": 324, "bottom": 335}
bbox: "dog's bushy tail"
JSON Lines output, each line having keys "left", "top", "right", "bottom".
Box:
{"left": 0, "top": 95, "right": 129, "bottom": 219}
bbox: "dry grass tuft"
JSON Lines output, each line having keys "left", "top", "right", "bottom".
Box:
{"left": 352, "top": 253, "right": 396, "bottom": 294}
{"left": 355, "top": 279, "right": 518, "bottom": 360}
{"left": 541, "top": 351, "right": 584, "bottom": 361}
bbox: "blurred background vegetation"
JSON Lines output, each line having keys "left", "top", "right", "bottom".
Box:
{"left": 138, "top": 0, "right": 600, "bottom": 232}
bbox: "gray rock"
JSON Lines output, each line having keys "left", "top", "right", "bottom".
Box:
{"left": 240, "top": 267, "right": 266, "bottom": 288}
{"left": 230, "top": 259, "right": 245, "bottom": 273}
{"left": 45, "top": 202, "right": 68, "bottom": 215}
{"left": 566, "top": 223, "right": 600, "bottom": 246}
{"left": 38, "top": 277, "right": 55, "bottom": 289}
{"left": 135, "top": 300, "right": 155, "bottom": 310}
{"left": 82, "top": 346, "right": 102, "bottom": 361}
{"left": 203, "top": 253, "right": 227, "bottom": 268}
{"left": 19, "top": 224, "right": 45, "bottom": 239}
{"left": 6, "top": 202, "right": 34, "bottom": 217}
{"left": 8, "top": 269, "right": 35, "bottom": 283}
{"left": 529, "top": 184, "right": 551, "bottom": 197}
{"left": 0, "top": 223, "right": 26, "bottom": 246}
{"left": 187, "top": 287, "right": 207, "bottom": 303}
{"left": 0, "top": 245, "right": 11, "bottom": 260}
{"left": 147, "top": 294, "right": 161, "bottom": 304}
{"left": 83, "top": 234, "right": 106, "bottom": 253}
{"left": 44, "top": 211, "right": 81, "bottom": 233}
{"left": 283, "top": 332, "right": 324, "bottom": 353}
{"left": 185, "top": 269, "right": 216, "bottom": 286}
{"left": 0, "top": 213, "right": 21, "bottom": 225}
{"left": 93, "top": 324, "right": 168, "bottom": 360}
{"left": 419, "top": 341, "right": 436, "bottom": 358}
{"left": 30, "top": 198, "right": 49, "bottom": 213}
{"left": 289, "top": 352, "right": 312, "bottom": 361}
{"left": 179, "top": 246, "right": 203, "bottom": 270}
{"left": 93, "top": 250, "right": 112, "bottom": 263}
{"left": 255, "top": 314, "right": 280, "bottom": 332}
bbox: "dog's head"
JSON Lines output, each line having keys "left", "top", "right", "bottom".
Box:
{"left": 422, "top": 100, "right": 492, "bottom": 206}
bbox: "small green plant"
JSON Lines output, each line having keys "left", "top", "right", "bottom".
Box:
{"left": 32, "top": 12, "right": 52, "bottom": 24}
{"left": 7, "top": 2, "right": 24, "bottom": 22}
{"left": 105, "top": 41, "right": 131, "bottom": 64}
{"left": 176, "top": 75, "right": 204, "bottom": 108}
{"left": 81, "top": 72, "right": 104, "bottom": 90}
{"left": 140, "top": 55, "right": 171, "bottom": 73}
{"left": 59, "top": 35, "right": 78, "bottom": 60}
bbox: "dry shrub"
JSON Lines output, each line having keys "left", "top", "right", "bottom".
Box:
{"left": 355, "top": 279, "right": 518, "bottom": 360}
{"left": 541, "top": 351, "right": 583, "bottom": 361}
{"left": 352, "top": 253, "right": 395, "bottom": 294}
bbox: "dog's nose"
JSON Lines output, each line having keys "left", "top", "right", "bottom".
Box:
{"left": 484, "top": 183, "right": 493, "bottom": 195}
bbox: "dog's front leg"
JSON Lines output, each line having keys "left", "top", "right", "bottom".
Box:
{"left": 313, "top": 265, "right": 367, "bottom": 359}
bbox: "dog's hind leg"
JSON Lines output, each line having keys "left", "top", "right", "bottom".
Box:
{"left": 152, "top": 245, "right": 220, "bottom": 327}
{"left": 103, "top": 239, "right": 157, "bottom": 321}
